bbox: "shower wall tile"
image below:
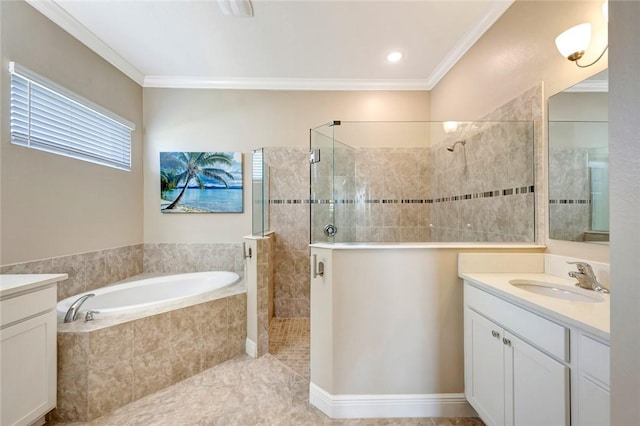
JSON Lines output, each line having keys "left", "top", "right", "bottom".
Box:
{"left": 550, "top": 203, "right": 591, "bottom": 241}
{"left": 265, "top": 147, "right": 311, "bottom": 319}
{"left": 549, "top": 147, "right": 590, "bottom": 199}
{"left": 267, "top": 147, "right": 310, "bottom": 201}
{"left": 428, "top": 85, "right": 540, "bottom": 242}
{"left": 0, "top": 244, "right": 144, "bottom": 301}
{"left": 255, "top": 236, "right": 274, "bottom": 356}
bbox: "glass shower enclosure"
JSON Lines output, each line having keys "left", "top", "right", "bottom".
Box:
{"left": 309, "top": 121, "right": 355, "bottom": 244}
{"left": 309, "top": 120, "right": 536, "bottom": 244}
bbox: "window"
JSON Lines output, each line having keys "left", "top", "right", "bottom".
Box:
{"left": 9, "top": 62, "right": 135, "bottom": 171}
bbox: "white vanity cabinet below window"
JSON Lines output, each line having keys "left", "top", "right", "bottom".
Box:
{"left": 1, "top": 274, "right": 67, "bottom": 426}
{"left": 464, "top": 283, "right": 570, "bottom": 426}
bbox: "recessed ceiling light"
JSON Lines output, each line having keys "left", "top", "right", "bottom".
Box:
{"left": 386, "top": 51, "right": 403, "bottom": 63}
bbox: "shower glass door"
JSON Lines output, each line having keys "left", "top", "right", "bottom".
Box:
{"left": 309, "top": 122, "right": 355, "bottom": 244}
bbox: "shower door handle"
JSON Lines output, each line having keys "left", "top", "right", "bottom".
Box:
{"left": 312, "top": 254, "right": 324, "bottom": 278}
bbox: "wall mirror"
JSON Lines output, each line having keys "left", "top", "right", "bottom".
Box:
{"left": 548, "top": 70, "right": 608, "bottom": 243}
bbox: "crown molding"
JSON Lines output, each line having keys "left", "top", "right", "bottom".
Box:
{"left": 143, "top": 76, "right": 430, "bottom": 91}
{"left": 25, "top": 0, "right": 145, "bottom": 86}
{"left": 26, "top": 0, "right": 512, "bottom": 92}
{"left": 425, "top": 0, "right": 514, "bottom": 89}
{"left": 564, "top": 80, "right": 609, "bottom": 93}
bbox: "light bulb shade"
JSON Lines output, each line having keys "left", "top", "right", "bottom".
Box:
{"left": 218, "top": 0, "right": 253, "bottom": 17}
{"left": 602, "top": 1, "right": 608, "bottom": 22}
{"left": 555, "top": 23, "right": 592, "bottom": 61}
{"left": 443, "top": 121, "right": 458, "bottom": 134}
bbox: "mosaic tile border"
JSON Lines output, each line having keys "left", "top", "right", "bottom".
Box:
{"left": 271, "top": 185, "right": 535, "bottom": 206}
{"left": 549, "top": 199, "right": 591, "bottom": 204}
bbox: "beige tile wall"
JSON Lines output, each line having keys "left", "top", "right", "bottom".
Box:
{"left": 55, "top": 293, "right": 246, "bottom": 422}
{"left": 429, "top": 85, "right": 541, "bottom": 242}
{"left": 265, "top": 148, "right": 310, "bottom": 318}
{"left": 549, "top": 147, "right": 591, "bottom": 241}
{"left": 256, "top": 236, "right": 274, "bottom": 356}
{"left": 0, "top": 244, "right": 143, "bottom": 301}
{"left": 143, "top": 243, "right": 244, "bottom": 277}
{"left": 354, "top": 147, "right": 431, "bottom": 242}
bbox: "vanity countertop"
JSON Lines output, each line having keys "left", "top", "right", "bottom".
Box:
{"left": 461, "top": 272, "right": 610, "bottom": 341}
{"left": 0, "top": 274, "right": 68, "bottom": 298}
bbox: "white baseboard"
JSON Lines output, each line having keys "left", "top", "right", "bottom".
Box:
{"left": 309, "top": 382, "right": 477, "bottom": 419}
{"left": 245, "top": 338, "right": 257, "bottom": 358}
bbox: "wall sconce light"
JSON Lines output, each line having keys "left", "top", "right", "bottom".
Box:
{"left": 555, "top": 2, "right": 608, "bottom": 68}
{"left": 443, "top": 121, "right": 458, "bottom": 134}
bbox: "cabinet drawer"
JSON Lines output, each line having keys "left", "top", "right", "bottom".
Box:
{"left": 465, "top": 283, "right": 569, "bottom": 361}
{"left": 579, "top": 333, "right": 610, "bottom": 386}
{"left": 1, "top": 285, "right": 57, "bottom": 328}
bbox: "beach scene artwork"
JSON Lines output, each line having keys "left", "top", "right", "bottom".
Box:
{"left": 160, "top": 152, "right": 243, "bottom": 213}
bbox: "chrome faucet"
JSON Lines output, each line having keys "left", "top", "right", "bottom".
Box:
{"left": 64, "top": 293, "right": 95, "bottom": 323}
{"left": 567, "top": 261, "right": 609, "bottom": 294}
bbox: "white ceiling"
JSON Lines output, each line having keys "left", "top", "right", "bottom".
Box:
{"left": 28, "top": 0, "right": 514, "bottom": 90}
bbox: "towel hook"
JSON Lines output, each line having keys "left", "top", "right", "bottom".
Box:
{"left": 242, "top": 242, "right": 252, "bottom": 259}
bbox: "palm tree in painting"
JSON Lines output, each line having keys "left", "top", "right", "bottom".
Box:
{"left": 160, "top": 169, "right": 180, "bottom": 195}
{"left": 164, "top": 152, "right": 235, "bottom": 210}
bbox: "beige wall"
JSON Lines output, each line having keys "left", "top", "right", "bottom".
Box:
{"left": 430, "top": 0, "right": 609, "bottom": 262}
{"left": 0, "top": 1, "right": 143, "bottom": 265}
{"left": 143, "top": 89, "right": 429, "bottom": 243}
{"left": 610, "top": 1, "right": 640, "bottom": 422}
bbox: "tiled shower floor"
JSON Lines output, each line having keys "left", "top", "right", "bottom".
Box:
{"left": 52, "top": 318, "right": 484, "bottom": 425}
{"left": 269, "top": 318, "right": 311, "bottom": 379}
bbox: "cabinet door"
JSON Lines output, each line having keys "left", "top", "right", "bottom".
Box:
{"left": 465, "top": 308, "right": 505, "bottom": 426}
{"left": 577, "top": 334, "right": 610, "bottom": 426}
{"left": 505, "top": 331, "right": 569, "bottom": 426}
{"left": 577, "top": 376, "right": 610, "bottom": 426}
{"left": 1, "top": 310, "right": 57, "bottom": 426}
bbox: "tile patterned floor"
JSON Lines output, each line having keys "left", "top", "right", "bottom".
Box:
{"left": 53, "top": 354, "right": 484, "bottom": 426}
{"left": 269, "top": 318, "right": 311, "bottom": 379}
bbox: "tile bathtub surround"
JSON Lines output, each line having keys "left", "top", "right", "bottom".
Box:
{"left": 55, "top": 293, "right": 246, "bottom": 422}
{"left": 52, "top": 354, "right": 485, "bottom": 426}
{"left": 143, "top": 242, "right": 245, "bottom": 277}
{"left": 0, "top": 244, "right": 143, "bottom": 301}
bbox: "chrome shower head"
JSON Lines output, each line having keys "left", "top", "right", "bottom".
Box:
{"left": 447, "top": 140, "right": 466, "bottom": 152}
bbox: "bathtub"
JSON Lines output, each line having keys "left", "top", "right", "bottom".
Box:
{"left": 56, "top": 270, "right": 247, "bottom": 422}
{"left": 57, "top": 271, "right": 240, "bottom": 316}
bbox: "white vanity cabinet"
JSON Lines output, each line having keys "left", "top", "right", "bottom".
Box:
{"left": 576, "top": 333, "right": 610, "bottom": 426}
{"left": 1, "top": 275, "right": 65, "bottom": 426}
{"left": 464, "top": 283, "right": 570, "bottom": 426}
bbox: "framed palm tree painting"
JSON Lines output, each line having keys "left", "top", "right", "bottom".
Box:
{"left": 160, "top": 152, "right": 243, "bottom": 213}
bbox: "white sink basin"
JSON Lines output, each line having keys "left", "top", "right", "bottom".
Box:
{"left": 509, "top": 279, "right": 605, "bottom": 303}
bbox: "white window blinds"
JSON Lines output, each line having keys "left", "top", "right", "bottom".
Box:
{"left": 9, "top": 62, "right": 135, "bottom": 171}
